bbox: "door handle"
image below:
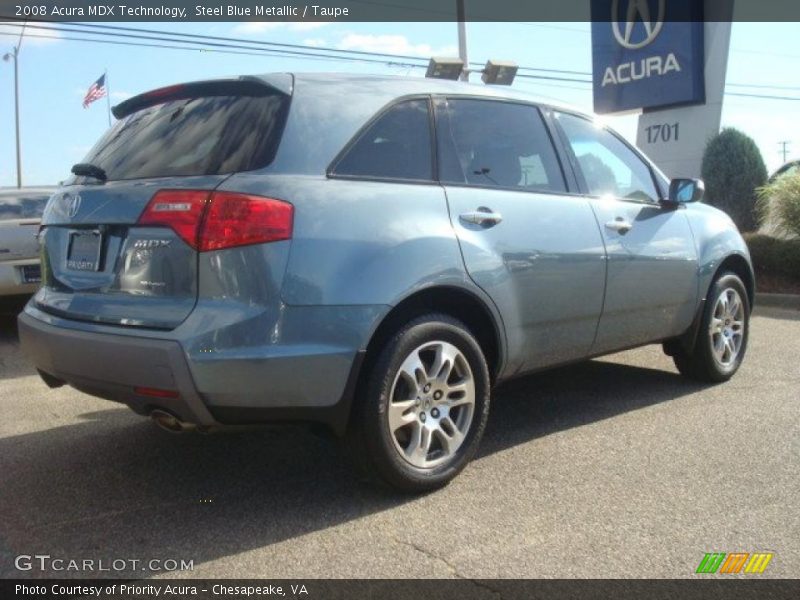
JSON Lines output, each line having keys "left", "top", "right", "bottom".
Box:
{"left": 605, "top": 218, "right": 632, "bottom": 234}
{"left": 460, "top": 208, "right": 503, "bottom": 226}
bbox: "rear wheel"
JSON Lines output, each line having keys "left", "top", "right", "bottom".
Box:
{"left": 673, "top": 272, "right": 749, "bottom": 382}
{"left": 348, "top": 313, "right": 490, "bottom": 492}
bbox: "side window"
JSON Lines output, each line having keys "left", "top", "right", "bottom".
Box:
{"left": 333, "top": 99, "right": 433, "bottom": 181}
{"left": 437, "top": 99, "right": 566, "bottom": 193}
{"left": 555, "top": 112, "right": 658, "bottom": 202}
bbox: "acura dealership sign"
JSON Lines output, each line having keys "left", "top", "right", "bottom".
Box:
{"left": 591, "top": 0, "right": 705, "bottom": 114}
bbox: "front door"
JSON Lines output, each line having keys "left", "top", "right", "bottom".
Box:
{"left": 552, "top": 111, "right": 699, "bottom": 354}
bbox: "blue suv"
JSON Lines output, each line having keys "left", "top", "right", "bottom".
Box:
{"left": 19, "top": 73, "right": 754, "bottom": 491}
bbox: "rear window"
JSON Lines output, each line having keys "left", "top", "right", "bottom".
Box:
{"left": 78, "top": 92, "right": 289, "bottom": 181}
{"left": 0, "top": 191, "right": 50, "bottom": 220}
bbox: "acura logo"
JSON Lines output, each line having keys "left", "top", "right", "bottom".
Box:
{"left": 612, "top": 0, "right": 665, "bottom": 50}
{"left": 66, "top": 194, "right": 82, "bottom": 218}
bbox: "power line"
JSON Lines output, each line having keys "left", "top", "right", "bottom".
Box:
{"left": 56, "top": 21, "right": 595, "bottom": 77}
{"left": 514, "top": 79, "right": 593, "bottom": 93}
{"left": 16, "top": 19, "right": 26, "bottom": 50}
{"left": 1, "top": 19, "right": 594, "bottom": 78}
{"left": 726, "top": 82, "right": 800, "bottom": 92}
{"left": 515, "top": 73, "right": 591, "bottom": 84}
{"left": 3, "top": 21, "right": 800, "bottom": 102}
{"left": 725, "top": 91, "right": 800, "bottom": 102}
{"left": 12, "top": 22, "right": 428, "bottom": 67}
{"left": 0, "top": 22, "right": 597, "bottom": 85}
{"left": 60, "top": 20, "right": 431, "bottom": 63}
{"left": 0, "top": 31, "right": 327, "bottom": 62}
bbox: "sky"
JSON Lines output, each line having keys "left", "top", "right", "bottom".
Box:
{"left": 0, "top": 20, "right": 798, "bottom": 186}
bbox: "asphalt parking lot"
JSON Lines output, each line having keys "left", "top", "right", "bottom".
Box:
{"left": 0, "top": 305, "right": 797, "bottom": 579}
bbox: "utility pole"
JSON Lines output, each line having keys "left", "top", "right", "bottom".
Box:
{"left": 3, "top": 23, "right": 24, "bottom": 188}
{"left": 778, "top": 141, "right": 791, "bottom": 164}
{"left": 456, "top": 0, "right": 468, "bottom": 81}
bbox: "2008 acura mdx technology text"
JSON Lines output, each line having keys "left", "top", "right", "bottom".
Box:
{"left": 19, "top": 73, "right": 754, "bottom": 491}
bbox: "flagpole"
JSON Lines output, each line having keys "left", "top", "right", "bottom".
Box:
{"left": 104, "top": 69, "right": 112, "bottom": 127}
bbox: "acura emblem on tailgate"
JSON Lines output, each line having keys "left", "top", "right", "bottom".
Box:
{"left": 66, "top": 194, "right": 82, "bottom": 218}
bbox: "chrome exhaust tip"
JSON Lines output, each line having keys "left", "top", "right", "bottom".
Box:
{"left": 150, "top": 409, "right": 196, "bottom": 433}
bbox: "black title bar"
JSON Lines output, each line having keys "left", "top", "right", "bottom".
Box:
{"left": 2, "top": 579, "right": 800, "bottom": 600}
{"left": 1, "top": 0, "right": 800, "bottom": 22}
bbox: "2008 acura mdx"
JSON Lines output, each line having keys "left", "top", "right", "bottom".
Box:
{"left": 19, "top": 73, "right": 754, "bottom": 491}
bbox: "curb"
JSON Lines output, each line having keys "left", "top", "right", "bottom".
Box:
{"left": 755, "top": 293, "right": 800, "bottom": 310}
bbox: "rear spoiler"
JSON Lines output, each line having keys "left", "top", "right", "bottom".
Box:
{"left": 112, "top": 74, "right": 293, "bottom": 120}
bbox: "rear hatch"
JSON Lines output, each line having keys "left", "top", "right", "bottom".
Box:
{"left": 36, "top": 76, "right": 291, "bottom": 329}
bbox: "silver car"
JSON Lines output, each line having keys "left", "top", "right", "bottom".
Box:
{"left": 0, "top": 187, "right": 54, "bottom": 299}
{"left": 18, "top": 74, "right": 754, "bottom": 491}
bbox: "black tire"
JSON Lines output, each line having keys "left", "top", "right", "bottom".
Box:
{"left": 347, "top": 313, "right": 491, "bottom": 492}
{"left": 673, "top": 271, "right": 750, "bottom": 383}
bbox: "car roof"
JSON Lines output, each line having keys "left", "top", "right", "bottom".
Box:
{"left": 240, "top": 71, "right": 601, "bottom": 177}
{"left": 254, "top": 71, "right": 588, "bottom": 115}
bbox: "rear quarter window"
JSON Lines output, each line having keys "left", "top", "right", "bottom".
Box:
{"left": 79, "top": 92, "right": 290, "bottom": 181}
{"left": 331, "top": 99, "right": 434, "bottom": 182}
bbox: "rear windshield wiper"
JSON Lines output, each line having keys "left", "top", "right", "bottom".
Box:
{"left": 71, "top": 163, "right": 107, "bottom": 181}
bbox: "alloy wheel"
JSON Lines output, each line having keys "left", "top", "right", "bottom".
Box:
{"left": 387, "top": 341, "right": 476, "bottom": 469}
{"left": 708, "top": 287, "right": 745, "bottom": 368}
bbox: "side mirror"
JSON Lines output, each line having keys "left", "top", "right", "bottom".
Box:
{"left": 668, "top": 178, "right": 704, "bottom": 204}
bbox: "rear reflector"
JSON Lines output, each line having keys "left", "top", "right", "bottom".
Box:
{"left": 134, "top": 386, "right": 180, "bottom": 399}
{"left": 138, "top": 190, "right": 293, "bottom": 251}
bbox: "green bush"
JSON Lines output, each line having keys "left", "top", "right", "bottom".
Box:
{"left": 757, "top": 171, "right": 800, "bottom": 237}
{"left": 744, "top": 233, "right": 800, "bottom": 280}
{"left": 701, "top": 128, "right": 768, "bottom": 232}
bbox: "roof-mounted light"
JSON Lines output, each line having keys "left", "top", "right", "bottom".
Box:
{"left": 481, "top": 60, "right": 519, "bottom": 85}
{"left": 425, "top": 57, "right": 465, "bottom": 81}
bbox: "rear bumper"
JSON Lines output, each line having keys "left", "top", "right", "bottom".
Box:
{"left": 17, "top": 311, "right": 218, "bottom": 427}
{"left": 17, "top": 308, "right": 370, "bottom": 435}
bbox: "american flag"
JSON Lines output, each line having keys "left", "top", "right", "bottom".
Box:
{"left": 82, "top": 74, "right": 107, "bottom": 108}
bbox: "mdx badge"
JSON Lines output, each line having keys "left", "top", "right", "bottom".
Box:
{"left": 133, "top": 239, "right": 172, "bottom": 249}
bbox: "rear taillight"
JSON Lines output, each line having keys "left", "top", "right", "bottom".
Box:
{"left": 138, "top": 190, "right": 293, "bottom": 251}
{"left": 199, "top": 192, "right": 293, "bottom": 251}
{"left": 138, "top": 190, "right": 209, "bottom": 248}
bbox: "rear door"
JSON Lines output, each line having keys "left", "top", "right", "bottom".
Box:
{"left": 435, "top": 97, "right": 607, "bottom": 373}
{"left": 36, "top": 78, "right": 291, "bottom": 329}
{"left": 551, "top": 111, "right": 698, "bottom": 353}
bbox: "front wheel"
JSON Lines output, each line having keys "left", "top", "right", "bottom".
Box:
{"left": 673, "top": 272, "right": 750, "bottom": 382}
{"left": 347, "top": 313, "right": 491, "bottom": 492}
